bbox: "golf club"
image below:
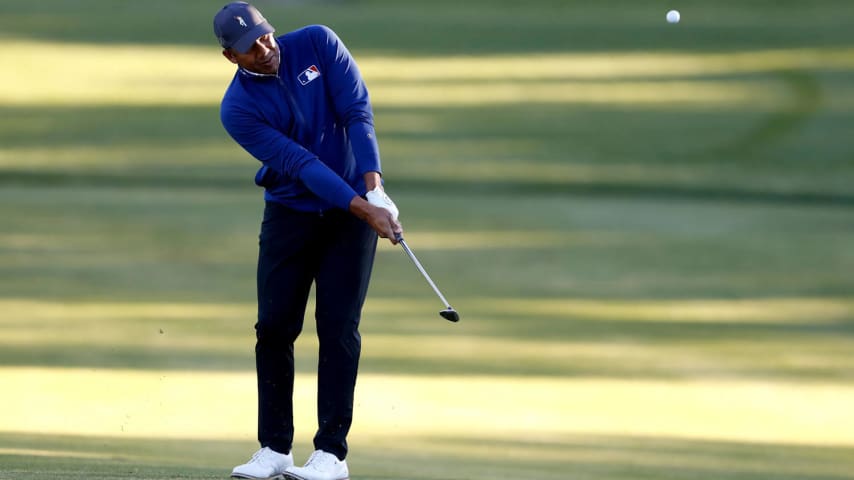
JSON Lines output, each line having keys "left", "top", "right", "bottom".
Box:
{"left": 395, "top": 234, "right": 460, "bottom": 322}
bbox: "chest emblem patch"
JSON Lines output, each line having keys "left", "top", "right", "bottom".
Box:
{"left": 298, "top": 65, "right": 321, "bottom": 85}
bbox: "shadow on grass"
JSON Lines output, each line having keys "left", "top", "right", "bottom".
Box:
{"left": 2, "top": 170, "right": 854, "bottom": 208}
{"left": 2, "top": 95, "right": 853, "bottom": 204}
{"left": 1, "top": 431, "right": 853, "bottom": 480}
{"left": 714, "top": 70, "right": 823, "bottom": 157}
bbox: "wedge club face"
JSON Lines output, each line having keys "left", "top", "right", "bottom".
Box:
{"left": 440, "top": 307, "right": 460, "bottom": 322}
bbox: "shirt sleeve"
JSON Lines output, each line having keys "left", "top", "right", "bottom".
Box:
{"left": 221, "top": 102, "right": 359, "bottom": 210}
{"left": 311, "top": 25, "right": 382, "bottom": 176}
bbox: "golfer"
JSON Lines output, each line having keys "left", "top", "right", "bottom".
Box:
{"left": 213, "top": 2, "right": 402, "bottom": 479}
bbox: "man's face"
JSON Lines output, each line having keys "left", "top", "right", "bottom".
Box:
{"left": 223, "top": 33, "right": 280, "bottom": 74}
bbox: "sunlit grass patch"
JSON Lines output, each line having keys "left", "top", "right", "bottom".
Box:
{"left": 358, "top": 48, "right": 854, "bottom": 81}
{"left": 0, "top": 42, "right": 229, "bottom": 106}
{"left": 0, "top": 447, "right": 116, "bottom": 460}
{"left": 368, "top": 80, "right": 791, "bottom": 109}
{"left": 460, "top": 297, "right": 854, "bottom": 324}
{"left": 2, "top": 367, "right": 854, "bottom": 448}
{"left": 3, "top": 41, "right": 851, "bottom": 109}
{"left": 0, "top": 143, "right": 243, "bottom": 170}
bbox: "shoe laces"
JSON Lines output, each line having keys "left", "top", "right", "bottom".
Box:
{"left": 251, "top": 447, "right": 281, "bottom": 465}
{"left": 304, "top": 450, "right": 336, "bottom": 469}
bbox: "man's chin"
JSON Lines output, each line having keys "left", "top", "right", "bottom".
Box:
{"left": 257, "top": 63, "right": 279, "bottom": 75}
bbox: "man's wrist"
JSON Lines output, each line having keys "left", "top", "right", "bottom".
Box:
{"left": 364, "top": 171, "right": 382, "bottom": 191}
{"left": 349, "top": 195, "right": 372, "bottom": 220}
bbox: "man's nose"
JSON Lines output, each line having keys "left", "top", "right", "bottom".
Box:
{"left": 254, "top": 39, "right": 270, "bottom": 55}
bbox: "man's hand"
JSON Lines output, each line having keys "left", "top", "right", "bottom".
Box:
{"left": 349, "top": 196, "right": 403, "bottom": 244}
{"left": 365, "top": 186, "right": 399, "bottom": 220}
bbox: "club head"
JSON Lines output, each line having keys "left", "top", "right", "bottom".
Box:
{"left": 440, "top": 308, "right": 460, "bottom": 322}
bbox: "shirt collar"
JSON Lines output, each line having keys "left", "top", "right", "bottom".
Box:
{"left": 239, "top": 67, "right": 277, "bottom": 78}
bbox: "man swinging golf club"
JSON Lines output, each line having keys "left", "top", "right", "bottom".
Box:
{"left": 213, "top": 2, "right": 402, "bottom": 479}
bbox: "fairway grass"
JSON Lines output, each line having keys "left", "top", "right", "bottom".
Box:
{"left": 3, "top": 41, "right": 854, "bottom": 197}
{"left": 3, "top": 0, "right": 854, "bottom": 478}
{"left": 7, "top": 40, "right": 854, "bottom": 109}
{"left": 2, "top": 367, "right": 854, "bottom": 480}
{"left": 3, "top": 367, "right": 854, "bottom": 446}
{"left": 2, "top": 432, "right": 854, "bottom": 480}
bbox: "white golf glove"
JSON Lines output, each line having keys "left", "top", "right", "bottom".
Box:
{"left": 366, "top": 186, "right": 399, "bottom": 220}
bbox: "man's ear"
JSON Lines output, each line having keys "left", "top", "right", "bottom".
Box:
{"left": 222, "top": 49, "right": 238, "bottom": 64}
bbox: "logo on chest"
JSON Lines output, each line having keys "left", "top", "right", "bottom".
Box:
{"left": 297, "top": 65, "right": 321, "bottom": 86}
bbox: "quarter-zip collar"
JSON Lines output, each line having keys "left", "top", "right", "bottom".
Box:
{"left": 239, "top": 66, "right": 278, "bottom": 78}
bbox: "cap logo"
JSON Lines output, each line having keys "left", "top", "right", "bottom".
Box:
{"left": 234, "top": 16, "right": 248, "bottom": 27}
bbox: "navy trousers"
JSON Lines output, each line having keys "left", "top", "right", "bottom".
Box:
{"left": 255, "top": 201, "right": 377, "bottom": 460}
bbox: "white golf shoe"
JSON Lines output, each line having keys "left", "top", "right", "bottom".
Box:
{"left": 283, "top": 450, "right": 349, "bottom": 480}
{"left": 231, "top": 446, "right": 294, "bottom": 479}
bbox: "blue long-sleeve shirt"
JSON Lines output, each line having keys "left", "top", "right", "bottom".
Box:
{"left": 220, "top": 25, "right": 382, "bottom": 212}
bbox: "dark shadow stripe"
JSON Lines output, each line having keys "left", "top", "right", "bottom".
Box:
{"left": 2, "top": 171, "right": 853, "bottom": 207}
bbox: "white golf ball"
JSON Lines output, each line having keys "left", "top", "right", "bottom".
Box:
{"left": 666, "top": 9, "right": 681, "bottom": 23}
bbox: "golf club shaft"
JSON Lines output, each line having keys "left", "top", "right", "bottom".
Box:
{"left": 398, "top": 238, "right": 452, "bottom": 308}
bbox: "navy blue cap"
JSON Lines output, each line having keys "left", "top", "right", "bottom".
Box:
{"left": 213, "top": 2, "right": 275, "bottom": 53}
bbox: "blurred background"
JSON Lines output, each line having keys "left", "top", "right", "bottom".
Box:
{"left": 1, "top": 1, "right": 853, "bottom": 479}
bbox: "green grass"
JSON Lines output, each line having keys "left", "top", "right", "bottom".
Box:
{"left": 1, "top": 0, "right": 854, "bottom": 479}
{"left": 2, "top": 431, "right": 854, "bottom": 480}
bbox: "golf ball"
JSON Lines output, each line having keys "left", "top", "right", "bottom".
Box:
{"left": 666, "top": 9, "right": 681, "bottom": 23}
